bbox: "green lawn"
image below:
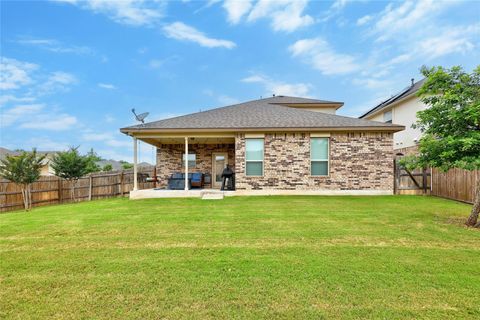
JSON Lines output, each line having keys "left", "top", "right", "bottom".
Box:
{"left": 0, "top": 196, "right": 479, "bottom": 319}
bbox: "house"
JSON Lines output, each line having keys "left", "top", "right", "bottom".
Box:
{"left": 359, "top": 79, "right": 426, "bottom": 153}
{"left": 0, "top": 147, "right": 57, "bottom": 176}
{"left": 120, "top": 96, "right": 404, "bottom": 196}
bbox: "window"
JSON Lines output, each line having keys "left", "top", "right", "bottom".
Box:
{"left": 383, "top": 110, "right": 392, "bottom": 123}
{"left": 182, "top": 153, "right": 196, "bottom": 168}
{"left": 246, "top": 138, "right": 264, "bottom": 176}
{"left": 311, "top": 138, "right": 329, "bottom": 176}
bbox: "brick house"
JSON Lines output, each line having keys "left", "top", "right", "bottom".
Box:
{"left": 120, "top": 96, "right": 404, "bottom": 196}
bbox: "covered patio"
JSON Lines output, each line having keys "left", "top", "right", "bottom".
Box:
{"left": 129, "top": 132, "right": 236, "bottom": 192}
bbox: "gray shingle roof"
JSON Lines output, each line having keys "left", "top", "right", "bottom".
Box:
{"left": 359, "top": 79, "right": 425, "bottom": 119}
{"left": 121, "top": 96, "right": 404, "bottom": 132}
{"left": 0, "top": 148, "right": 58, "bottom": 160}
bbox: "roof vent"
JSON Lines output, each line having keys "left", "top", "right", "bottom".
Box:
{"left": 411, "top": 78, "right": 414, "bottom": 87}
{"left": 272, "top": 94, "right": 275, "bottom": 97}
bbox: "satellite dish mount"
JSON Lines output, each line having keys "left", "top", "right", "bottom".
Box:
{"left": 132, "top": 108, "right": 149, "bottom": 126}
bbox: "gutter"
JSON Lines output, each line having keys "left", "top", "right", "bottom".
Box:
{"left": 120, "top": 125, "right": 406, "bottom": 135}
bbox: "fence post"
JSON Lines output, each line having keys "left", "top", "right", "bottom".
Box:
{"left": 422, "top": 168, "right": 427, "bottom": 194}
{"left": 58, "top": 178, "right": 62, "bottom": 204}
{"left": 88, "top": 175, "right": 93, "bottom": 201}
{"left": 120, "top": 171, "right": 124, "bottom": 197}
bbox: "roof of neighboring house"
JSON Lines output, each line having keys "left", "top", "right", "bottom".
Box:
{"left": 0, "top": 148, "right": 57, "bottom": 160}
{"left": 121, "top": 96, "right": 404, "bottom": 133}
{"left": 96, "top": 159, "right": 153, "bottom": 170}
{"left": 359, "top": 79, "right": 425, "bottom": 119}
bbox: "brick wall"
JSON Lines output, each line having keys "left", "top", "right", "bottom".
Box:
{"left": 235, "top": 132, "right": 394, "bottom": 191}
{"left": 156, "top": 144, "right": 235, "bottom": 188}
{"left": 156, "top": 133, "right": 394, "bottom": 191}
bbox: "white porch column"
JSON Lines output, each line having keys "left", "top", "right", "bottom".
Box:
{"left": 184, "top": 137, "right": 189, "bottom": 190}
{"left": 133, "top": 137, "right": 138, "bottom": 191}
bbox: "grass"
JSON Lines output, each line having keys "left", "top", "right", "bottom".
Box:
{"left": 0, "top": 195, "right": 479, "bottom": 319}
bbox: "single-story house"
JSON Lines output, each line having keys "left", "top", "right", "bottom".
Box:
{"left": 120, "top": 96, "right": 404, "bottom": 196}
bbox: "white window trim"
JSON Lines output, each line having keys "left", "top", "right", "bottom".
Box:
{"left": 245, "top": 138, "right": 264, "bottom": 177}
{"left": 383, "top": 110, "right": 393, "bottom": 123}
{"left": 310, "top": 137, "right": 330, "bottom": 177}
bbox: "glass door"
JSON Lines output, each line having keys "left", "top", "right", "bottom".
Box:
{"left": 212, "top": 153, "right": 228, "bottom": 188}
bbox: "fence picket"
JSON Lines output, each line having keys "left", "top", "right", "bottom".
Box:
{"left": 0, "top": 169, "right": 155, "bottom": 212}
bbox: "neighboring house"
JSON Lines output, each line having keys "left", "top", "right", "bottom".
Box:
{"left": 96, "top": 159, "right": 154, "bottom": 171}
{"left": 0, "top": 147, "right": 57, "bottom": 176}
{"left": 120, "top": 96, "right": 404, "bottom": 194}
{"left": 359, "top": 79, "right": 426, "bottom": 152}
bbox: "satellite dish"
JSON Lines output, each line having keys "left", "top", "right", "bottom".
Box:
{"left": 131, "top": 108, "right": 149, "bottom": 124}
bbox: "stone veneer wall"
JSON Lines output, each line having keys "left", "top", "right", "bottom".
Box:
{"left": 156, "top": 144, "right": 235, "bottom": 188}
{"left": 234, "top": 132, "right": 394, "bottom": 191}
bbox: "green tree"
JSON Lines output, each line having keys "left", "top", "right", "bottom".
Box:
{"left": 403, "top": 65, "right": 480, "bottom": 227}
{"left": 0, "top": 149, "right": 46, "bottom": 210}
{"left": 51, "top": 147, "right": 90, "bottom": 202}
{"left": 85, "top": 148, "right": 101, "bottom": 173}
{"left": 120, "top": 161, "right": 133, "bottom": 170}
{"left": 102, "top": 164, "right": 113, "bottom": 172}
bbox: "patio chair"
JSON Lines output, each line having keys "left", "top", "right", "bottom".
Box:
{"left": 190, "top": 173, "right": 204, "bottom": 188}
{"left": 168, "top": 172, "right": 191, "bottom": 190}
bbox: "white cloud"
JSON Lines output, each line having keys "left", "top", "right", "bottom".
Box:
{"left": 0, "top": 95, "right": 35, "bottom": 107}
{"left": 16, "top": 38, "right": 93, "bottom": 55}
{"left": 54, "top": 0, "right": 165, "bottom": 26}
{"left": 37, "top": 71, "right": 78, "bottom": 95}
{"left": 356, "top": 14, "right": 372, "bottom": 26}
{"left": 320, "top": 0, "right": 351, "bottom": 23}
{"left": 148, "top": 56, "right": 179, "bottom": 69}
{"left": 289, "top": 37, "right": 359, "bottom": 75}
{"left": 0, "top": 57, "right": 38, "bottom": 90}
{"left": 242, "top": 74, "right": 311, "bottom": 97}
{"left": 1, "top": 104, "right": 45, "bottom": 126}
{"left": 372, "top": 0, "right": 454, "bottom": 42}
{"left": 1, "top": 103, "right": 78, "bottom": 130}
{"left": 163, "top": 22, "right": 236, "bottom": 49}
{"left": 416, "top": 24, "right": 479, "bottom": 59}
{"left": 98, "top": 83, "right": 116, "bottom": 90}
{"left": 348, "top": 0, "right": 477, "bottom": 89}
{"left": 82, "top": 131, "right": 131, "bottom": 147}
{"left": 223, "top": 0, "right": 253, "bottom": 24}
{"left": 104, "top": 115, "right": 115, "bottom": 123}
{"left": 246, "top": 0, "right": 314, "bottom": 32}
{"left": 149, "top": 59, "right": 164, "bottom": 68}
{"left": 202, "top": 89, "right": 239, "bottom": 105}
{"left": 25, "top": 137, "right": 70, "bottom": 151}
{"left": 21, "top": 114, "right": 78, "bottom": 130}
{"left": 352, "top": 78, "right": 392, "bottom": 90}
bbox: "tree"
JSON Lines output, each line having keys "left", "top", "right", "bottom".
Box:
{"left": 85, "top": 148, "right": 102, "bottom": 174}
{"left": 0, "top": 150, "right": 46, "bottom": 210}
{"left": 102, "top": 164, "right": 113, "bottom": 172}
{"left": 51, "top": 147, "right": 90, "bottom": 202}
{"left": 403, "top": 65, "right": 480, "bottom": 227}
{"left": 120, "top": 161, "right": 133, "bottom": 170}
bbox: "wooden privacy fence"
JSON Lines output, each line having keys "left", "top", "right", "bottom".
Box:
{"left": 431, "top": 168, "right": 479, "bottom": 204}
{"left": 394, "top": 159, "right": 431, "bottom": 195}
{"left": 0, "top": 169, "right": 156, "bottom": 212}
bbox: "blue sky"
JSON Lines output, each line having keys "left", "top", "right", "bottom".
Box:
{"left": 1, "top": 0, "right": 479, "bottom": 163}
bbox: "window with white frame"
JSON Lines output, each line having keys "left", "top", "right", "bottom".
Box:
{"left": 245, "top": 138, "right": 264, "bottom": 176}
{"left": 383, "top": 110, "right": 392, "bottom": 123}
{"left": 182, "top": 153, "right": 196, "bottom": 168}
{"left": 311, "top": 138, "right": 329, "bottom": 176}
